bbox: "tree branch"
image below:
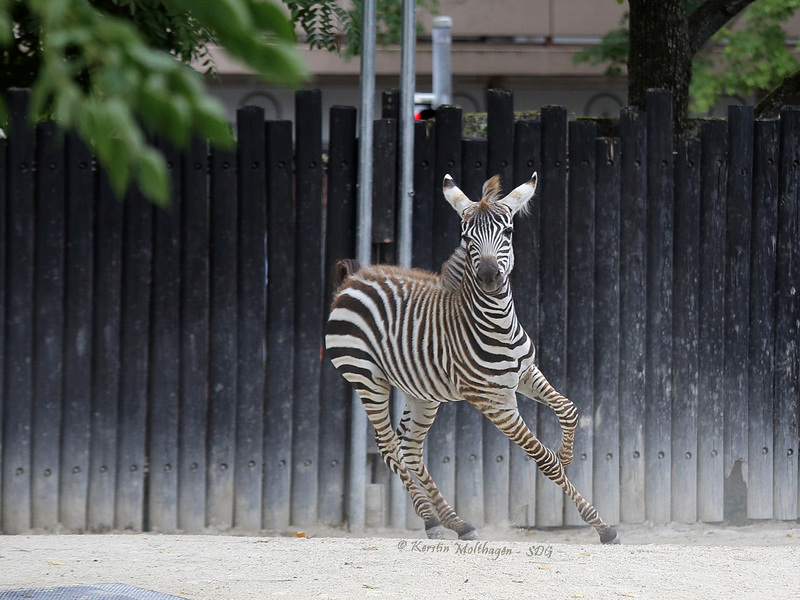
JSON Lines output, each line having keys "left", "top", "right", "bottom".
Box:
{"left": 755, "top": 67, "right": 800, "bottom": 117}
{"left": 688, "top": 0, "right": 757, "bottom": 55}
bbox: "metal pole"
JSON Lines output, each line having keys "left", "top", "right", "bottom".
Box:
{"left": 397, "top": 0, "right": 416, "bottom": 270}
{"left": 350, "top": 0, "right": 376, "bottom": 532}
{"left": 388, "top": 0, "right": 418, "bottom": 531}
{"left": 432, "top": 15, "right": 453, "bottom": 107}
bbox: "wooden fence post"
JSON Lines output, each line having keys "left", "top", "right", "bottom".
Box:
{"left": 207, "top": 145, "right": 238, "bottom": 530}
{"left": 671, "top": 137, "right": 701, "bottom": 524}
{"left": 264, "top": 120, "right": 296, "bottom": 531}
{"left": 408, "top": 117, "right": 436, "bottom": 530}
{"left": 115, "top": 182, "right": 152, "bottom": 533}
{"left": 747, "top": 118, "right": 779, "bottom": 520}
{"left": 565, "top": 119, "right": 597, "bottom": 526}
{"left": 487, "top": 89, "right": 514, "bottom": 192}
{"left": 618, "top": 106, "right": 647, "bottom": 524}
{"left": 319, "top": 106, "right": 358, "bottom": 527}
{"left": 87, "top": 170, "right": 123, "bottom": 532}
{"left": 536, "top": 105, "right": 568, "bottom": 527}
{"left": 697, "top": 120, "right": 727, "bottom": 522}
{"left": 593, "top": 136, "right": 621, "bottom": 527}
{"left": 0, "top": 136, "right": 5, "bottom": 529}
{"left": 774, "top": 106, "right": 800, "bottom": 520}
{"left": 234, "top": 106, "right": 267, "bottom": 531}
{"left": 484, "top": 89, "right": 514, "bottom": 526}
{"left": 644, "top": 89, "right": 674, "bottom": 524}
{"left": 372, "top": 118, "right": 398, "bottom": 254}
{"left": 60, "top": 134, "right": 95, "bottom": 532}
{"left": 32, "top": 121, "right": 65, "bottom": 530}
{"left": 148, "top": 140, "right": 182, "bottom": 533}
{"left": 428, "top": 104, "right": 462, "bottom": 506}
{"left": 510, "top": 119, "right": 542, "bottom": 527}
{"left": 412, "top": 120, "right": 436, "bottom": 271}
{"left": 724, "top": 105, "right": 754, "bottom": 492}
{"left": 455, "top": 138, "right": 487, "bottom": 529}
{"left": 292, "top": 90, "right": 324, "bottom": 526}
{"left": 179, "top": 138, "right": 211, "bottom": 533}
{"left": 2, "top": 90, "right": 35, "bottom": 534}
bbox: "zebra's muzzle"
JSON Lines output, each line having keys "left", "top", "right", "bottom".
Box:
{"left": 476, "top": 256, "right": 503, "bottom": 293}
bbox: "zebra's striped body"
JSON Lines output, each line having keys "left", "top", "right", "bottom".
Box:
{"left": 326, "top": 173, "right": 619, "bottom": 544}
{"left": 327, "top": 255, "right": 533, "bottom": 405}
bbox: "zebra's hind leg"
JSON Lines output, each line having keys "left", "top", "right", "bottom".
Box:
{"left": 399, "top": 398, "right": 478, "bottom": 540}
{"left": 518, "top": 365, "right": 578, "bottom": 467}
{"left": 359, "top": 388, "right": 441, "bottom": 533}
{"left": 480, "top": 402, "right": 620, "bottom": 544}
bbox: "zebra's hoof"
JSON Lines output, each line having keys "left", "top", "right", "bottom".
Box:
{"left": 426, "top": 525, "right": 446, "bottom": 539}
{"left": 600, "top": 528, "right": 621, "bottom": 544}
{"left": 458, "top": 528, "right": 478, "bottom": 540}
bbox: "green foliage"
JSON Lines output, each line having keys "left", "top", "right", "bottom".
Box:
{"left": 573, "top": 0, "right": 800, "bottom": 115}
{"left": 1, "top": 0, "right": 307, "bottom": 205}
{"left": 289, "top": 0, "right": 354, "bottom": 53}
{"left": 289, "top": 0, "right": 439, "bottom": 57}
{"left": 690, "top": 0, "right": 800, "bottom": 112}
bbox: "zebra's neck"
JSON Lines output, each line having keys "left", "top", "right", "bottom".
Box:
{"left": 439, "top": 243, "right": 518, "bottom": 334}
{"left": 461, "top": 272, "right": 517, "bottom": 330}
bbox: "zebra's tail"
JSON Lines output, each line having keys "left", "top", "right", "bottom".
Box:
{"left": 333, "top": 258, "right": 361, "bottom": 288}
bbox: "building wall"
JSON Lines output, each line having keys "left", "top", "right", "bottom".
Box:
{"left": 204, "top": 0, "right": 792, "bottom": 131}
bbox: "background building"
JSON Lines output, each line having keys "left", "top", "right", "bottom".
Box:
{"left": 206, "top": 0, "right": 631, "bottom": 126}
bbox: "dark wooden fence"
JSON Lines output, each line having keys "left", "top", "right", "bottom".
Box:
{"left": 0, "top": 87, "right": 798, "bottom": 534}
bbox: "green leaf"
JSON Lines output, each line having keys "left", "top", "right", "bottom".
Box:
{"left": 249, "top": 0, "right": 296, "bottom": 41}
{"left": 136, "top": 146, "right": 171, "bottom": 207}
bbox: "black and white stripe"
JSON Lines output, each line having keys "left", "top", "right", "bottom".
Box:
{"left": 326, "top": 173, "right": 619, "bottom": 544}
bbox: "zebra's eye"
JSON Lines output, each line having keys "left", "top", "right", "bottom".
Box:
{"left": 503, "top": 227, "right": 513, "bottom": 238}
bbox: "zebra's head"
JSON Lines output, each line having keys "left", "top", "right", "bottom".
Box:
{"left": 443, "top": 172, "right": 537, "bottom": 294}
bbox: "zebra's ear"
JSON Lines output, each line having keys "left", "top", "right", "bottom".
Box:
{"left": 443, "top": 174, "right": 473, "bottom": 217}
{"left": 501, "top": 172, "right": 538, "bottom": 216}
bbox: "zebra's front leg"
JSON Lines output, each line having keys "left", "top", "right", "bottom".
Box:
{"left": 477, "top": 401, "right": 620, "bottom": 544}
{"left": 400, "top": 398, "right": 478, "bottom": 540}
{"left": 518, "top": 364, "right": 578, "bottom": 467}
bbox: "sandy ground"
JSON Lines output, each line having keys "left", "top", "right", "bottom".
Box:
{"left": 1, "top": 522, "right": 799, "bottom": 600}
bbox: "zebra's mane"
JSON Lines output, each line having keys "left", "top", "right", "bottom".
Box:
{"left": 482, "top": 175, "right": 503, "bottom": 203}
{"left": 440, "top": 242, "right": 467, "bottom": 293}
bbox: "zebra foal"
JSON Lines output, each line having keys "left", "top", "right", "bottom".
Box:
{"left": 325, "top": 173, "right": 619, "bottom": 544}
